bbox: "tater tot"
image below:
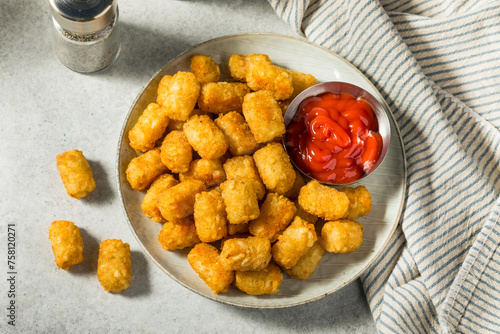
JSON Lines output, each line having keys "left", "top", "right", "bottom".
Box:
{"left": 190, "top": 55, "right": 220, "bottom": 84}
{"left": 56, "top": 149, "right": 96, "bottom": 199}
{"left": 158, "top": 179, "right": 206, "bottom": 223}
{"left": 293, "top": 199, "right": 319, "bottom": 224}
{"left": 220, "top": 236, "right": 271, "bottom": 271}
{"left": 340, "top": 185, "right": 372, "bottom": 220}
{"left": 272, "top": 216, "right": 317, "bottom": 269}
{"left": 235, "top": 262, "right": 283, "bottom": 295}
{"left": 187, "top": 243, "right": 234, "bottom": 294}
{"left": 286, "top": 241, "right": 325, "bottom": 280}
{"left": 160, "top": 130, "right": 193, "bottom": 173}
{"left": 198, "top": 82, "right": 250, "bottom": 114}
{"left": 97, "top": 239, "right": 132, "bottom": 293}
{"left": 128, "top": 103, "right": 170, "bottom": 153}
{"left": 223, "top": 156, "right": 265, "bottom": 200}
{"left": 126, "top": 148, "right": 168, "bottom": 191}
{"left": 298, "top": 180, "right": 350, "bottom": 221}
{"left": 179, "top": 158, "right": 226, "bottom": 188}
{"left": 242, "top": 90, "right": 286, "bottom": 143}
{"left": 321, "top": 220, "right": 363, "bottom": 254}
{"left": 283, "top": 68, "right": 318, "bottom": 101}
{"left": 215, "top": 112, "right": 258, "bottom": 156}
{"left": 48, "top": 220, "right": 84, "bottom": 270}
{"left": 183, "top": 115, "right": 229, "bottom": 160}
{"left": 246, "top": 61, "right": 293, "bottom": 100}
{"left": 167, "top": 108, "right": 211, "bottom": 132}
{"left": 194, "top": 190, "right": 228, "bottom": 242}
{"left": 284, "top": 170, "right": 306, "bottom": 199}
{"left": 253, "top": 143, "right": 296, "bottom": 195}
{"left": 220, "top": 179, "right": 260, "bottom": 225}
{"left": 156, "top": 71, "right": 201, "bottom": 121}
{"left": 228, "top": 54, "right": 272, "bottom": 82}
{"left": 141, "top": 174, "right": 179, "bottom": 223}
{"left": 249, "top": 193, "right": 297, "bottom": 242}
{"left": 157, "top": 217, "right": 201, "bottom": 251}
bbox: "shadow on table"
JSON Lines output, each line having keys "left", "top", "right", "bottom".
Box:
{"left": 69, "top": 228, "right": 99, "bottom": 276}
{"left": 82, "top": 160, "right": 115, "bottom": 206}
{"left": 121, "top": 251, "right": 152, "bottom": 298}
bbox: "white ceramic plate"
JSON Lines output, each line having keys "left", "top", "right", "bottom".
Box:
{"left": 117, "top": 33, "right": 407, "bottom": 308}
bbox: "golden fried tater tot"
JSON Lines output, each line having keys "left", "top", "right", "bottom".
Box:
{"left": 220, "top": 179, "right": 260, "bottom": 225}
{"left": 284, "top": 170, "right": 305, "bottom": 199}
{"left": 286, "top": 241, "right": 325, "bottom": 280}
{"left": 220, "top": 236, "right": 271, "bottom": 271}
{"left": 160, "top": 130, "right": 192, "bottom": 174}
{"left": 246, "top": 61, "right": 293, "bottom": 100}
{"left": 198, "top": 82, "right": 250, "bottom": 114}
{"left": 194, "top": 190, "right": 228, "bottom": 242}
{"left": 271, "top": 216, "right": 317, "bottom": 269}
{"left": 157, "top": 217, "right": 200, "bottom": 251}
{"left": 48, "top": 220, "right": 84, "bottom": 270}
{"left": 253, "top": 143, "right": 296, "bottom": 195}
{"left": 293, "top": 199, "right": 319, "bottom": 224}
{"left": 167, "top": 108, "right": 211, "bottom": 132}
{"left": 215, "top": 112, "right": 258, "bottom": 156}
{"left": 321, "top": 220, "right": 363, "bottom": 254}
{"left": 156, "top": 71, "right": 201, "bottom": 121}
{"left": 223, "top": 155, "right": 265, "bottom": 200}
{"left": 141, "top": 174, "right": 179, "bottom": 223}
{"left": 249, "top": 193, "right": 296, "bottom": 242}
{"left": 228, "top": 54, "right": 272, "bottom": 82}
{"left": 126, "top": 148, "right": 168, "bottom": 191}
{"left": 190, "top": 55, "right": 220, "bottom": 84}
{"left": 298, "top": 180, "right": 350, "bottom": 221}
{"left": 179, "top": 158, "right": 226, "bottom": 188}
{"left": 56, "top": 149, "right": 96, "bottom": 199}
{"left": 158, "top": 179, "right": 206, "bottom": 223}
{"left": 242, "top": 90, "right": 286, "bottom": 143}
{"left": 183, "top": 115, "right": 229, "bottom": 160}
{"left": 97, "top": 239, "right": 132, "bottom": 293}
{"left": 188, "top": 243, "right": 234, "bottom": 294}
{"left": 128, "top": 103, "right": 169, "bottom": 153}
{"left": 340, "top": 185, "right": 372, "bottom": 220}
{"left": 283, "top": 68, "right": 317, "bottom": 101}
{"left": 235, "top": 262, "right": 282, "bottom": 295}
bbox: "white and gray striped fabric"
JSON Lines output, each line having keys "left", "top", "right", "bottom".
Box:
{"left": 268, "top": 0, "right": 500, "bottom": 333}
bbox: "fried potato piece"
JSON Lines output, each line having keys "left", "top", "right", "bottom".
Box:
{"left": 156, "top": 72, "right": 201, "bottom": 121}
{"left": 167, "top": 108, "right": 211, "bottom": 132}
{"left": 183, "top": 115, "right": 229, "bottom": 160}
{"left": 235, "top": 262, "right": 282, "bottom": 295}
{"left": 179, "top": 158, "right": 226, "bottom": 188}
{"left": 321, "top": 219, "right": 363, "bottom": 254}
{"left": 56, "top": 149, "right": 96, "bottom": 199}
{"left": 242, "top": 90, "right": 286, "bottom": 143}
{"left": 283, "top": 68, "right": 317, "bottom": 101}
{"left": 293, "top": 199, "right": 319, "bottom": 224}
{"left": 126, "top": 148, "right": 168, "bottom": 191}
{"left": 97, "top": 239, "right": 132, "bottom": 293}
{"left": 220, "top": 179, "right": 260, "bottom": 225}
{"left": 286, "top": 241, "right": 325, "bottom": 280}
{"left": 253, "top": 143, "right": 296, "bottom": 195}
{"left": 160, "top": 130, "right": 193, "bottom": 173}
{"left": 284, "top": 169, "right": 305, "bottom": 199}
{"left": 272, "top": 216, "right": 317, "bottom": 269}
{"left": 246, "top": 61, "right": 293, "bottom": 100}
{"left": 194, "top": 190, "right": 228, "bottom": 242}
{"left": 223, "top": 155, "right": 265, "bottom": 200}
{"left": 157, "top": 217, "right": 200, "bottom": 251}
{"left": 48, "top": 220, "right": 84, "bottom": 270}
{"left": 249, "top": 193, "right": 297, "bottom": 242}
{"left": 340, "top": 185, "right": 372, "bottom": 220}
{"left": 141, "top": 174, "right": 179, "bottom": 223}
{"left": 215, "top": 111, "right": 258, "bottom": 156}
{"left": 298, "top": 180, "right": 350, "bottom": 221}
{"left": 128, "top": 103, "right": 170, "bottom": 153}
{"left": 158, "top": 179, "right": 206, "bottom": 223}
{"left": 228, "top": 54, "right": 272, "bottom": 82}
{"left": 190, "top": 55, "right": 220, "bottom": 84}
{"left": 198, "top": 82, "right": 250, "bottom": 114}
{"left": 220, "top": 236, "right": 271, "bottom": 271}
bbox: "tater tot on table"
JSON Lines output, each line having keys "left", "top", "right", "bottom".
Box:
{"left": 190, "top": 55, "right": 220, "bottom": 84}
{"left": 253, "top": 142, "right": 296, "bottom": 195}
{"left": 223, "top": 155, "right": 265, "bottom": 200}
{"left": 298, "top": 180, "right": 350, "bottom": 221}
{"left": 160, "top": 130, "right": 193, "bottom": 173}
{"left": 179, "top": 158, "right": 226, "bottom": 188}
{"left": 48, "top": 220, "right": 84, "bottom": 270}
{"left": 220, "top": 179, "right": 260, "bottom": 225}
{"left": 286, "top": 241, "right": 325, "bottom": 280}
{"left": 215, "top": 111, "right": 258, "bottom": 156}
{"left": 340, "top": 185, "right": 372, "bottom": 220}
{"left": 141, "top": 173, "right": 179, "bottom": 223}
{"left": 97, "top": 239, "right": 132, "bottom": 293}
{"left": 183, "top": 115, "right": 229, "bottom": 160}
{"left": 126, "top": 148, "right": 168, "bottom": 191}
{"left": 220, "top": 236, "right": 271, "bottom": 271}
{"left": 158, "top": 179, "right": 206, "bottom": 223}
{"left": 197, "top": 82, "right": 250, "bottom": 114}
{"left": 249, "top": 193, "right": 296, "bottom": 242}
{"left": 194, "top": 190, "right": 228, "bottom": 243}
{"left": 156, "top": 71, "right": 201, "bottom": 121}
{"left": 157, "top": 217, "right": 200, "bottom": 251}
{"left": 321, "top": 219, "right": 364, "bottom": 254}
{"left": 128, "top": 102, "right": 169, "bottom": 153}
{"left": 56, "top": 149, "right": 96, "bottom": 199}
{"left": 235, "top": 262, "right": 283, "bottom": 295}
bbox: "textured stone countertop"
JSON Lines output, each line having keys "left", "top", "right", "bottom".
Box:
{"left": 0, "top": 1, "right": 376, "bottom": 332}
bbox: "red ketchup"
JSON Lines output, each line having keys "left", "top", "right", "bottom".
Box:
{"left": 286, "top": 92, "right": 383, "bottom": 184}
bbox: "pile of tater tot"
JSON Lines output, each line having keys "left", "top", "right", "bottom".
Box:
{"left": 126, "top": 53, "right": 373, "bottom": 295}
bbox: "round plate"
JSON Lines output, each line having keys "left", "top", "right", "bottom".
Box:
{"left": 117, "top": 33, "right": 407, "bottom": 308}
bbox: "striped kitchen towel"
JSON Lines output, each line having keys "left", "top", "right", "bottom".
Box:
{"left": 268, "top": 0, "right": 500, "bottom": 333}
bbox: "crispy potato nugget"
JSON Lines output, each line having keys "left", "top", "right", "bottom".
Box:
{"left": 158, "top": 179, "right": 206, "bottom": 223}
{"left": 156, "top": 71, "right": 201, "bottom": 121}
{"left": 128, "top": 103, "right": 169, "bottom": 153}
{"left": 160, "top": 130, "right": 192, "bottom": 173}
{"left": 284, "top": 169, "right": 306, "bottom": 199}
{"left": 249, "top": 193, "right": 296, "bottom": 242}
{"left": 97, "top": 239, "right": 132, "bottom": 293}
{"left": 223, "top": 156, "right": 265, "bottom": 200}
{"left": 242, "top": 90, "right": 286, "bottom": 143}
{"left": 126, "top": 148, "right": 168, "bottom": 191}
{"left": 220, "top": 180, "right": 260, "bottom": 225}
{"left": 228, "top": 53, "right": 272, "bottom": 81}
{"left": 198, "top": 82, "right": 250, "bottom": 114}
{"left": 190, "top": 55, "right": 220, "bottom": 84}
{"left": 157, "top": 217, "right": 200, "bottom": 251}
{"left": 179, "top": 158, "right": 226, "bottom": 188}
{"left": 293, "top": 199, "right": 319, "bottom": 224}
{"left": 284, "top": 68, "right": 318, "bottom": 101}
{"left": 188, "top": 243, "right": 234, "bottom": 294}
{"left": 235, "top": 262, "right": 282, "bottom": 295}
{"left": 141, "top": 174, "right": 179, "bottom": 223}
{"left": 220, "top": 236, "right": 271, "bottom": 271}
{"left": 183, "top": 115, "right": 229, "bottom": 160}
{"left": 253, "top": 143, "right": 296, "bottom": 195}
{"left": 272, "top": 216, "right": 317, "bottom": 269}
{"left": 167, "top": 108, "right": 211, "bottom": 132}
{"left": 56, "top": 149, "right": 96, "bottom": 199}
{"left": 322, "top": 220, "right": 363, "bottom": 254}
{"left": 215, "top": 112, "right": 258, "bottom": 156}
{"left": 286, "top": 241, "right": 325, "bottom": 280}
{"left": 340, "top": 185, "right": 372, "bottom": 220}
{"left": 194, "top": 190, "right": 228, "bottom": 242}
{"left": 48, "top": 220, "right": 84, "bottom": 270}
{"left": 298, "top": 180, "right": 350, "bottom": 221}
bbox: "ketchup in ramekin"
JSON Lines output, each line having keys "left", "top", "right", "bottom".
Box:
{"left": 285, "top": 91, "right": 383, "bottom": 184}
